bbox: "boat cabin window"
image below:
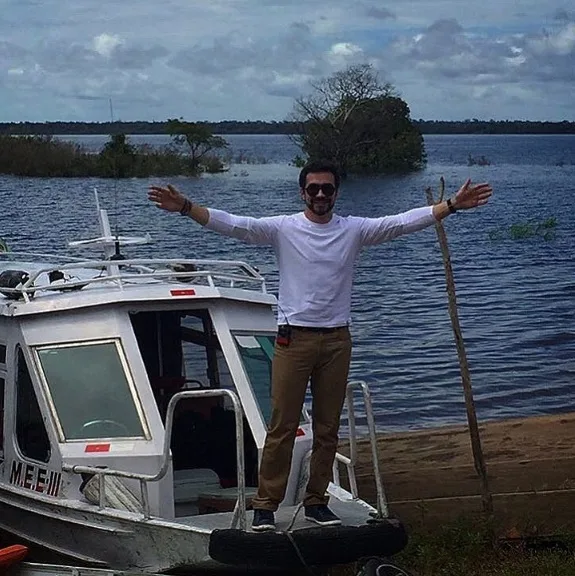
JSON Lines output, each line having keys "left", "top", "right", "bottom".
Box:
{"left": 233, "top": 333, "right": 307, "bottom": 426}
{"left": 35, "top": 340, "right": 147, "bottom": 441}
{"left": 233, "top": 334, "right": 275, "bottom": 424}
{"left": 16, "top": 347, "right": 51, "bottom": 463}
{"left": 131, "top": 310, "right": 234, "bottom": 413}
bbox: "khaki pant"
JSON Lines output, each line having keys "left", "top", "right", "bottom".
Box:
{"left": 252, "top": 326, "right": 352, "bottom": 511}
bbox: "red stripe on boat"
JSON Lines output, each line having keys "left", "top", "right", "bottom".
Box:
{"left": 170, "top": 289, "right": 196, "bottom": 297}
{"left": 85, "top": 443, "right": 111, "bottom": 453}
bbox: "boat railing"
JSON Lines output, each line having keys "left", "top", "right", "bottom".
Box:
{"left": 62, "top": 388, "right": 247, "bottom": 530}
{"left": 0, "top": 255, "right": 267, "bottom": 302}
{"left": 334, "top": 380, "right": 389, "bottom": 518}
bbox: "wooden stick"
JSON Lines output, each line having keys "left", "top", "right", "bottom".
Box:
{"left": 426, "top": 177, "right": 493, "bottom": 516}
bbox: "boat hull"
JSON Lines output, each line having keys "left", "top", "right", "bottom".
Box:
{"left": 0, "top": 488, "right": 408, "bottom": 573}
{"left": 0, "top": 490, "right": 211, "bottom": 573}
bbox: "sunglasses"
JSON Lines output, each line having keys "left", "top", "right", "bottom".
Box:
{"left": 304, "top": 183, "right": 337, "bottom": 198}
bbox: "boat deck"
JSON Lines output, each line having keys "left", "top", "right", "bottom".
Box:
{"left": 178, "top": 498, "right": 374, "bottom": 532}
{"left": 346, "top": 411, "right": 575, "bottom": 537}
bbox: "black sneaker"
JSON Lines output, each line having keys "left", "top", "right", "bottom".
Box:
{"left": 252, "top": 509, "right": 276, "bottom": 532}
{"left": 304, "top": 505, "right": 341, "bottom": 526}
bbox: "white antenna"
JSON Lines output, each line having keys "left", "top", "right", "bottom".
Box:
{"left": 94, "top": 187, "right": 101, "bottom": 212}
{"left": 66, "top": 103, "right": 152, "bottom": 277}
{"left": 108, "top": 97, "right": 121, "bottom": 242}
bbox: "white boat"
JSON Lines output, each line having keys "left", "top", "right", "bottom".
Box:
{"left": 0, "top": 194, "right": 406, "bottom": 573}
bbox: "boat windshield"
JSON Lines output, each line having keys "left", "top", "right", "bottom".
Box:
{"left": 35, "top": 340, "right": 147, "bottom": 441}
{"left": 233, "top": 333, "right": 306, "bottom": 425}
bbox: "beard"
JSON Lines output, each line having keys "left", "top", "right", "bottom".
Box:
{"left": 305, "top": 197, "right": 334, "bottom": 216}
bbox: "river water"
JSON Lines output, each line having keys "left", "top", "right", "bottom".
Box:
{"left": 1, "top": 133, "right": 574, "bottom": 431}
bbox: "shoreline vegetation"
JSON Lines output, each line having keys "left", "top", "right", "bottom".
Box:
{"left": 0, "top": 133, "right": 226, "bottom": 178}
{"left": 0, "top": 120, "right": 236, "bottom": 178}
{"left": 1, "top": 119, "right": 575, "bottom": 136}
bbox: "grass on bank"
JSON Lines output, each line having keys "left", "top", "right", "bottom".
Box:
{"left": 318, "top": 519, "right": 575, "bottom": 576}
{"left": 394, "top": 520, "right": 575, "bottom": 576}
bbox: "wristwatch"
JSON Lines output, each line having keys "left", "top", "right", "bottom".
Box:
{"left": 446, "top": 198, "right": 457, "bottom": 214}
{"left": 179, "top": 198, "right": 193, "bottom": 216}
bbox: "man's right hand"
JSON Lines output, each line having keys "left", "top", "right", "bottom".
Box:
{"left": 148, "top": 184, "right": 187, "bottom": 212}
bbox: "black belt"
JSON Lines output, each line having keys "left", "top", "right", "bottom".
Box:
{"left": 285, "top": 325, "right": 348, "bottom": 333}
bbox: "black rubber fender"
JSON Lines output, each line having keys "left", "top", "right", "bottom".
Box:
{"left": 209, "top": 519, "right": 408, "bottom": 570}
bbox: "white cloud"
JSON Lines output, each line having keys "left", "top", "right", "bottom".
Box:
{"left": 385, "top": 17, "right": 575, "bottom": 84}
{"left": 555, "top": 23, "right": 575, "bottom": 54}
{"left": 93, "top": 33, "right": 123, "bottom": 58}
{"left": 330, "top": 42, "right": 363, "bottom": 57}
{"left": 327, "top": 42, "right": 364, "bottom": 67}
{"left": 526, "top": 22, "right": 575, "bottom": 55}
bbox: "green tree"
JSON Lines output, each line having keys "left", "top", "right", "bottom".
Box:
{"left": 166, "top": 119, "right": 228, "bottom": 172}
{"left": 293, "top": 64, "right": 426, "bottom": 177}
{"left": 99, "top": 134, "right": 137, "bottom": 177}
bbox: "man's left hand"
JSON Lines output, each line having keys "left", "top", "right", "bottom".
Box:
{"left": 453, "top": 179, "right": 493, "bottom": 210}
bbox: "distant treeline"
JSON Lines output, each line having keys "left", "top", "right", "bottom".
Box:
{"left": 0, "top": 119, "right": 574, "bottom": 136}
{"left": 416, "top": 120, "right": 575, "bottom": 134}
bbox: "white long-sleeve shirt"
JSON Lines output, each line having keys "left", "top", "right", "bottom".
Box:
{"left": 205, "top": 207, "right": 436, "bottom": 327}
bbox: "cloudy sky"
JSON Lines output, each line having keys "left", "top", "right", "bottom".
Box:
{"left": 1, "top": 0, "right": 574, "bottom": 122}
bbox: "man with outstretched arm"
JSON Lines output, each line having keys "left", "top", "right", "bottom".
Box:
{"left": 148, "top": 161, "right": 492, "bottom": 532}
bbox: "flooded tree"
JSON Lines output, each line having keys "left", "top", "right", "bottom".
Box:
{"left": 99, "top": 134, "right": 137, "bottom": 178}
{"left": 292, "top": 64, "right": 426, "bottom": 177}
{"left": 167, "top": 119, "right": 228, "bottom": 173}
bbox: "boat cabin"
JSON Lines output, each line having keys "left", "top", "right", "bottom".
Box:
{"left": 0, "top": 249, "right": 313, "bottom": 521}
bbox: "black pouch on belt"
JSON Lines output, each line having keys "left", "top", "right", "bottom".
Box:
{"left": 276, "top": 324, "right": 291, "bottom": 346}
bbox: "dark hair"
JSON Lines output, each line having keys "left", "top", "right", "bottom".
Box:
{"left": 298, "top": 160, "right": 341, "bottom": 190}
